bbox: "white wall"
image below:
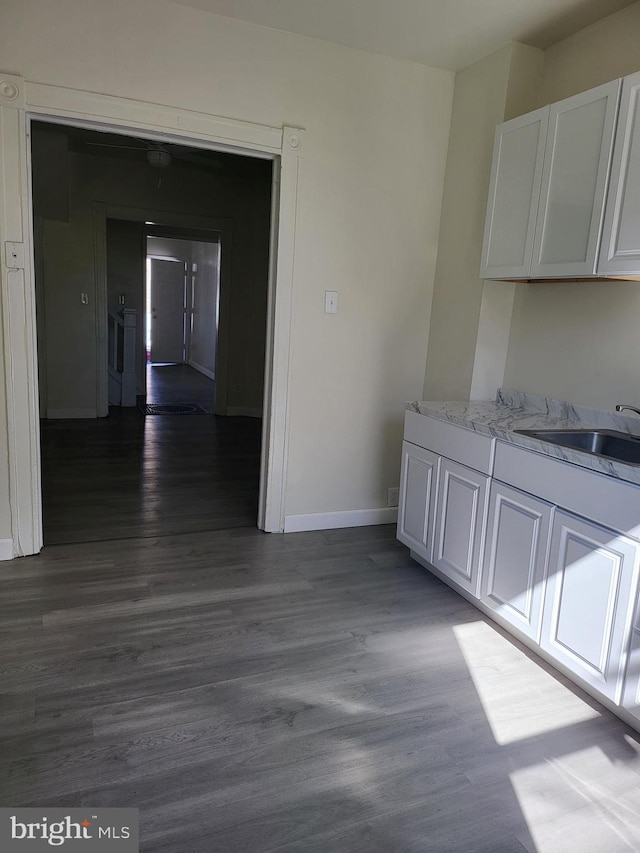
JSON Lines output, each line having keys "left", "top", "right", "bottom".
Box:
{"left": 190, "top": 241, "right": 219, "bottom": 381}
{"left": 0, "top": 0, "right": 454, "bottom": 528}
{"left": 147, "top": 237, "right": 192, "bottom": 263}
{"left": 503, "top": 2, "right": 640, "bottom": 410}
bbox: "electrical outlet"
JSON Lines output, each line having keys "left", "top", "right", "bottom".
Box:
{"left": 387, "top": 487, "right": 399, "bottom": 507}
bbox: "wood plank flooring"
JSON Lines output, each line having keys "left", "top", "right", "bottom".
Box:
{"left": 3, "top": 524, "right": 640, "bottom": 852}
{"left": 145, "top": 363, "right": 217, "bottom": 412}
{"left": 15, "top": 370, "right": 640, "bottom": 849}
{"left": 40, "top": 365, "right": 261, "bottom": 545}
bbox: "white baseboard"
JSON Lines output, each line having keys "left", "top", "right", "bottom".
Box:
{"left": 225, "top": 407, "right": 263, "bottom": 418}
{"left": 47, "top": 408, "right": 97, "bottom": 419}
{"left": 284, "top": 507, "right": 398, "bottom": 533}
{"left": 188, "top": 361, "right": 216, "bottom": 382}
{"left": 0, "top": 539, "right": 14, "bottom": 560}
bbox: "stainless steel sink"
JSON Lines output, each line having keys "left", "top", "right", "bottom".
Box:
{"left": 514, "top": 428, "right": 640, "bottom": 465}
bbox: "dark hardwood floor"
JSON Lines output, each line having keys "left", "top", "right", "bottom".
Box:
{"left": 145, "top": 363, "right": 217, "bottom": 412}
{"left": 40, "top": 365, "right": 261, "bottom": 545}
{"left": 5, "top": 368, "right": 640, "bottom": 850}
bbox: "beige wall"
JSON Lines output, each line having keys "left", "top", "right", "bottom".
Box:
{"left": 423, "top": 46, "right": 512, "bottom": 400}
{"left": 504, "top": 1, "right": 640, "bottom": 411}
{"left": 1, "top": 0, "right": 454, "bottom": 525}
{"left": 423, "top": 43, "right": 541, "bottom": 401}
{"left": 538, "top": 2, "right": 640, "bottom": 104}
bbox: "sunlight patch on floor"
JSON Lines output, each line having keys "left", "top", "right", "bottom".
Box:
{"left": 453, "top": 621, "right": 600, "bottom": 745}
{"left": 512, "top": 754, "right": 640, "bottom": 852}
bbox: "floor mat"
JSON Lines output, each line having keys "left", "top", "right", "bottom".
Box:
{"left": 140, "top": 402, "right": 209, "bottom": 415}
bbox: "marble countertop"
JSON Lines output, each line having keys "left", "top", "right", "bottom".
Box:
{"left": 407, "top": 388, "right": 640, "bottom": 486}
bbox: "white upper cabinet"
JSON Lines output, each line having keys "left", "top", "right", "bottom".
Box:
{"left": 532, "top": 81, "right": 620, "bottom": 278}
{"left": 599, "top": 71, "right": 640, "bottom": 274}
{"left": 480, "top": 80, "right": 621, "bottom": 280}
{"left": 480, "top": 108, "right": 548, "bottom": 280}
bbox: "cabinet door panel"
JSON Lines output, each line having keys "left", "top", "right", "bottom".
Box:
{"left": 623, "top": 629, "right": 640, "bottom": 720}
{"left": 432, "top": 458, "right": 489, "bottom": 596}
{"left": 541, "top": 511, "right": 640, "bottom": 703}
{"left": 599, "top": 71, "right": 640, "bottom": 274}
{"left": 532, "top": 81, "right": 620, "bottom": 277}
{"left": 481, "top": 482, "right": 552, "bottom": 641}
{"left": 480, "top": 108, "right": 548, "bottom": 280}
{"left": 397, "top": 442, "right": 438, "bottom": 562}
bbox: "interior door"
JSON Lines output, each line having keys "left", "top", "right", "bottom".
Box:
{"left": 150, "top": 258, "right": 186, "bottom": 363}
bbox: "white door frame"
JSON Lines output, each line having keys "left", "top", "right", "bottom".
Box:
{"left": 148, "top": 257, "right": 188, "bottom": 365}
{"left": 0, "top": 74, "right": 304, "bottom": 553}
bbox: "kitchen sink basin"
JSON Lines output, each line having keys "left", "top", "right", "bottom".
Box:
{"left": 514, "top": 428, "right": 640, "bottom": 465}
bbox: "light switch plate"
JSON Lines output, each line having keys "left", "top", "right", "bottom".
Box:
{"left": 324, "top": 290, "right": 338, "bottom": 314}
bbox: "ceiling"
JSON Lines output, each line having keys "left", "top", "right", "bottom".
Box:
{"left": 166, "top": 0, "right": 636, "bottom": 71}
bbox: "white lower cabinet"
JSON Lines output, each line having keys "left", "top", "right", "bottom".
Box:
{"left": 623, "top": 629, "right": 640, "bottom": 720}
{"left": 480, "top": 481, "right": 552, "bottom": 641}
{"left": 540, "top": 511, "right": 640, "bottom": 704}
{"left": 431, "top": 458, "right": 489, "bottom": 597}
{"left": 397, "top": 411, "right": 640, "bottom": 731}
{"left": 397, "top": 441, "right": 439, "bottom": 563}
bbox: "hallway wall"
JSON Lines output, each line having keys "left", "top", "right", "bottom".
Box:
{"left": 190, "top": 241, "right": 219, "bottom": 383}
{"left": 107, "top": 219, "right": 146, "bottom": 394}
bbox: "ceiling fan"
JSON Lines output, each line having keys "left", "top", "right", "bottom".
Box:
{"left": 86, "top": 138, "right": 174, "bottom": 167}
{"left": 81, "top": 133, "right": 258, "bottom": 175}
{"left": 85, "top": 137, "right": 222, "bottom": 170}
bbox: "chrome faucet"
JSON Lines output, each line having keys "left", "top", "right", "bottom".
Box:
{"left": 615, "top": 404, "right": 640, "bottom": 416}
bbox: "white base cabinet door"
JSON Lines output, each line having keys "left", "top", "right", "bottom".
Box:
{"left": 431, "top": 458, "right": 489, "bottom": 597}
{"left": 540, "top": 510, "right": 640, "bottom": 704}
{"left": 480, "top": 482, "right": 552, "bottom": 641}
{"left": 397, "top": 441, "right": 439, "bottom": 563}
{"left": 623, "top": 629, "right": 640, "bottom": 721}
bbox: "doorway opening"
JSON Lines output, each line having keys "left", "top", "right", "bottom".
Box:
{"left": 31, "top": 120, "right": 274, "bottom": 545}
{"left": 144, "top": 230, "right": 220, "bottom": 415}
